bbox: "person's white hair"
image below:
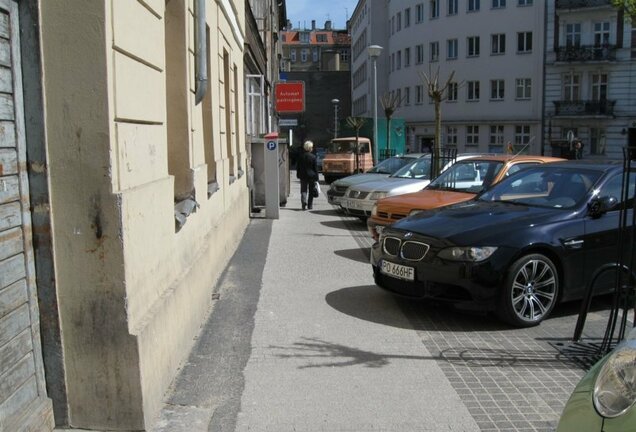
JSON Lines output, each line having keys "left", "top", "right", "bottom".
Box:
{"left": 303, "top": 140, "right": 314, "bottom": 151}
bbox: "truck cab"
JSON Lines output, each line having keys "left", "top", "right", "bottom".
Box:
{"left": 322, "top": 137, "right": 373, "bottom": 184}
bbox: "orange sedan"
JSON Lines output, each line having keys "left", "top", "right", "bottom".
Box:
{"left": 368, "top": 154, "right": 564, "bottom": 240}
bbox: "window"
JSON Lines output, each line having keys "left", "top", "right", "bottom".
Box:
{"left": 563, "top": 73, "right": 580, "bottom": 101}
{"left": 405, "top": 8, "right": 411, "bottom": 27}
{"left": 416, "top": 44, "right": 424, "bottom": 64}
{"left": 490, "top": 79, "right": 505, "bottom": 100}
{"left": 405, "top": 86, "right": 411, "bottom": 105}
{"left": 515, "top": 78, "right": 531, "bottom": 99}
{"left": 340, "top": 50, "right": 349, "bottom": 62}
{"left": 316, "top": 34, "right": 327, "bottom": 42}
{"left": 404, "top": 47, "right": 411, "bottom": 67}
{"left": 391, "top": 17, "right": 395, "bottom": 35}
{"left": 491, "top": 33, "right": 505, "bottom": 54}
{"left": 594, "top": 22, "right": 610, "bottom": 46}
{"left": 396, "top": 89, "right": 402, "bottom": 106}
{"left": 515, "top": 125, "right": 531, "bottom": 146}
{"left": 290, "top": 49, "right": 296, "bottom": 63}
{"left": 431, "top": 0, "right": 440, "bottom": 18}
{"left": 517, "top": 31, "right": 532, "bottom": 53}
{"left": 518, "top": 0, "right": 532, "bottom": 5}
{"left": 447, "top": 127, "right": 458, "bottom": 146}
{"left": 430, "top": 41, "right": 439, "bottom": 61}
{"left": 396, "top": 12, "right": 402, "bottom": 31}
{"left": 592, "top": 73, "right": 608, "bottom": 101}
{"left": 468, "top": 36, "right": 480, "bottom": 57}
{"left": 447, "top": 39, "right": 458, "bottom": 59}
{"left": 416, "top": 3, "right": 425, "bottom": 23}
{"left": 492, "top": 0, "right": 506, "bottom": 8}
{"left": 391, "top": 53, "right": 395, "bottom": 71}
{"left": 448, "top": 0, "right": 458, "bottom": 15}
{"left": 447, "top": 82, "right": 458, "bottom": 101}
{"left": 590, "top": 128, "right": 606, "bottom": 155}
{"left": 467, "top": 80, "right": 480, "bottom": 100}
{"left": 312, "top": 48, "right": 319, "bottom": 62}
{"left": 468, "top": 0, "right": 480, "bottom": 11}
{"left": 416, "top": 84, "right": 425, "bottom": 104}
{"left": 489, "top": 125, "right": 505, "bottom": 152}
{"left": 467, "top": 125, "right": 479, "bottom": 145}
{"left": 566, "top": 23, "right": 581, "bottom": 48}
{"left": 300, "top": 32, "right": 309, "bottom": 43}
{"left": 301, "top": 48, "right": 308, "bottom": 62}
{"left": 396, "top": 50, "right": 402, "bottom": 69}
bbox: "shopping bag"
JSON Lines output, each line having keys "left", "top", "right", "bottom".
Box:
{"left": 311, "top": 181, "right": 320, "bottom": 198}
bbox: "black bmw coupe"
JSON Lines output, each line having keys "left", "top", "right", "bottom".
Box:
{"left": 371, "top": 160, "right": 634, "bottom": 327}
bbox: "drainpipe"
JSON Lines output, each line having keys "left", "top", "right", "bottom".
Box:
{"left": 194, "top": 0, "right": 207, "bottom": 104}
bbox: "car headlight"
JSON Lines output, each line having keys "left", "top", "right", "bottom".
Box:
{"left": 437, "top": 246, "right": 498, "bottom": 262}
{"left": 409, "top": 209, "right": 424, "bottom": 217}
{"left": 593, "top": 344, "right": 636, "bottom": 418}
{"left": 371, "top": 204, "right": 378, "bottom": 216}
{"left": 370, "top": 191, "right": 387, "bottom": 200}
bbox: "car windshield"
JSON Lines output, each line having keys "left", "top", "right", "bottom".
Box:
{"left": 367, "top": 156, "right": 417, "bottom": 174}
{"left": 390, "top": 157, "right": 432, "bottom": 179}
{"left": 426, "top": 160, "right": 505, "bottom": 193}
{"left": 478, "top": 166, "right": 603, "bottom": 209}
{"left": 326, "top": 140, "right": 370, "bottom": 154}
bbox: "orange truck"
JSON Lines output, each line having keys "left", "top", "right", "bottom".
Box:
{"left": 322, "top": 137, "right": 373, "bottom": 184}
{"left": 367, "top": 154, "right": 564, "bottom": 240}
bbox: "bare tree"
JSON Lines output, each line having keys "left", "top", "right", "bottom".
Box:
{"left": 419, "top": 66, "right": 462, "bottom": 177}
{"left": 345, "top": 116, "right": 367, "bottom": 172}
{"left": 380, "top": 92, "right": 405, "bottom": 160}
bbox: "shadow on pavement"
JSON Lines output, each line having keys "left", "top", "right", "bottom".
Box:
{"left": 308, "top": 208, "right": 342, "bottom": 217}
{"left": 334, "top": 248, "right": 370, "bottom": 264}
{"left": 320, "top": 220, "right": 366, "bottom": 231}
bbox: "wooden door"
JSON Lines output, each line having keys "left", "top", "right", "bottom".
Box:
{"left": 0, "top": 0, "right": 53, "bottom": 430}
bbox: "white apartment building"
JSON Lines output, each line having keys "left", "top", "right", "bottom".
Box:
{"left": 352, "top": 0, "right": 545, "bottom": 155}
{"left": 544, "top": 0, "right": 635, "bottom": 159}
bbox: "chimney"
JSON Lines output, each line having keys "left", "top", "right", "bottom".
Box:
{"left": 325, "top": 20, "right": 332, "bottom": 30}
{"left": 311, "top": 20, "right": 316, "bottom": 30}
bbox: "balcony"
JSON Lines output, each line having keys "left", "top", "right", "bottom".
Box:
{"left": 556, "top": 0, "right": 611, "bottom": 9}
{"left": 553, "top": 100, "right": 616, "bottom": 117}
{"left": 555, "top": 44, "right": 616, "bottom": 62}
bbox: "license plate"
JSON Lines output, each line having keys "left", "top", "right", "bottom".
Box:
{"left": 346, "top": 199, "right": 362, "bottom": 209}
{"left": 380, "top": 260, "right": 415, "bottom": 281}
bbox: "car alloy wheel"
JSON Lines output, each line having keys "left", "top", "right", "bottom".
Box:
{"left": 499, "top": 254, "right": 559, "bottom": 327}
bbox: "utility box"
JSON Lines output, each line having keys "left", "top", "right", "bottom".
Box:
{"left": 248, "top": 133, "right": 289, "bottom": 218}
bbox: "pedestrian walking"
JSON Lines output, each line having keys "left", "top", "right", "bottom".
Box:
{"left": 296, "top": 140, "right": 319, "bottom": 210}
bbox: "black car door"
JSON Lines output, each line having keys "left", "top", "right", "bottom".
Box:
{"left": 581, "top": 172, "right": 635, "bottom": 299}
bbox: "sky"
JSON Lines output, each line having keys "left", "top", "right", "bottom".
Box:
{"left": 285, "top": 0, "right": 360, "bottom": 30}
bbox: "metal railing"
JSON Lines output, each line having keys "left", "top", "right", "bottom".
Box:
{"left": 555, "top": 44, "right": 616, "bottom": 62}
{"left": 556, "top": 0, "right": 611, "bottom": 9}
{"left": 553, "top": 99, "right": 616, "bottom": 116}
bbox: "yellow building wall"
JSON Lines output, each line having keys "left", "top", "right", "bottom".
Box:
{"left": 40, "top": 0, "right": 248, "bottom": 429}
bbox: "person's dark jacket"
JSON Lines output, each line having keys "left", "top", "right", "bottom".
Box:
{"left": 296, "top": 151, "right": 318, "bottom": 181}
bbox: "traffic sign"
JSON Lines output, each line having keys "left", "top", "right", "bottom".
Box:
{"left": 279, "top": 119, "right": 298, "bottom": 127}
{"left": 267, "top": 141, "right": 277, "bottom": 151}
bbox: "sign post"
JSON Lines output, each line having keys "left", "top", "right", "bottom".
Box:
{"left": 264, "top": 132, "right": 280, "bottom": 219}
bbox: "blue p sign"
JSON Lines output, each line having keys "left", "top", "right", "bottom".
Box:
{"left": 267, "top": 141, "right": 277, "bottom": 151}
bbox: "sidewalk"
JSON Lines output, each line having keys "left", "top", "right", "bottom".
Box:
{"left": 152, "top": 176, "right": 480, "bottom": 432}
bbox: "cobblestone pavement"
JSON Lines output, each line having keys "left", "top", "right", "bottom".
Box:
{"left": 339, "top": 214, "right": 614, "bottom": 432}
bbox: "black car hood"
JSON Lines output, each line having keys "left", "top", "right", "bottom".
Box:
{"left": 391, "top": 200, "right": 580, "bottom": 245}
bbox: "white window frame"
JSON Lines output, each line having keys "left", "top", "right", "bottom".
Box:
{"left": 515, "top": 78, "right": 531, "bottom": 100}
{"left": 517, "top": 31, "right": 532, "bottom": 53}
{"left": 515, "top": 125, "right": 531, "bottom": 145}
{"left": 467, "top": 36, "right": 480, "bottom": 57}
{"left": 467, "top": 125, "right": 480, "bottom": 145}
{"left": 490, "top": 79, "right": 505, "bottom": 100}
{"left": 491, "top": 33, "right": 505, "bottom": 54}
{"left": 467, "top": 80, "right": 480, "bottom": 101}
{"left": 447, "top": 38, "right": 458, "bottom": 59}
{"left": 430, "top": 41, "right": 439, "bottom": 62}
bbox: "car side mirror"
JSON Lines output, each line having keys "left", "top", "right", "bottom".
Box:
{"left": 588, "top": 196, "right": 618, "bottom": 218}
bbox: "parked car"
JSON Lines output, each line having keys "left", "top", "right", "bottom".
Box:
{"left": 557, "top": 326, "right": 636, "bottom": 432}
{"left": 371, "top": 160, "right": 634, "bottom": 327}
{"left": 327, "top": 154, "right": 427, "bottom": 207}
{"left": 367, "top": 155, "right": 564, "bottom": 240}
{"left": 341, "top": 153, "right": 483, "bottom": 220}
{"left": 322, "top": 137, "right": 374, "bottom": 184}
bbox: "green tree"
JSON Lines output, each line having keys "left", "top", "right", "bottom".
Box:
{"left": 612, "top": 0, "right": 636, "bottom": 18}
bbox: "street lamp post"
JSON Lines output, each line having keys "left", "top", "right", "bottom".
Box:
{"left": 331, "top": 98, "right": 340, "bottom": 138}
{"left": 367, "top": 45, "right": 383, "bottom": 165}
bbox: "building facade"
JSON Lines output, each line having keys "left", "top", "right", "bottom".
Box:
{"left": 0, "top": 0, "right": 285, "bottom": 430}
{"left": 353, "top": 0, "right": 545, "bottom": 155}
{"left": 544, "top": 0, "right": 635, "bottom": 159}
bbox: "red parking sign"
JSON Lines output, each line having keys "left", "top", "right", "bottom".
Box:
{"left": 275, "top": 82, "right": 305, "bottom": 113}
